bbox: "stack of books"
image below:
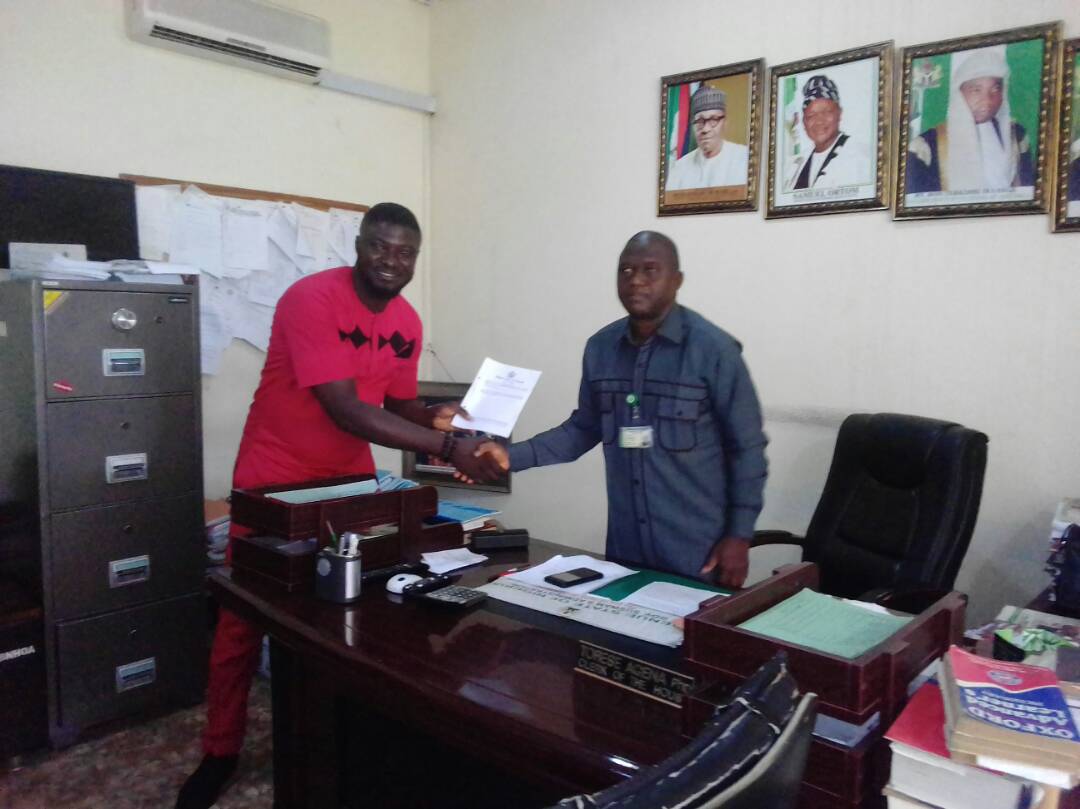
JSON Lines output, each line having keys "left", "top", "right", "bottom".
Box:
{"left": 884, "top": 680, "right": 1045, "bottom": 809}
{"left": 940, "top": 646, "right": 1080, "bottom": 791}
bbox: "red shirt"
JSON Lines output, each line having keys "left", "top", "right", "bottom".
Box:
{"left": 233, "top": 266, "right": 421, "bottom": 489}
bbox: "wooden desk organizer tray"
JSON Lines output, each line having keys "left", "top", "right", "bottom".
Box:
{"left": 681, "top": 563, "right": 965, "bottom": 809}
{"left": 229, "top": 475, "right": 463, "bottom": 588}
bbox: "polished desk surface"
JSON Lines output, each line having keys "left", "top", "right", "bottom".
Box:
{"left": 209, "top": 539, "right": 691, "bottom": 807}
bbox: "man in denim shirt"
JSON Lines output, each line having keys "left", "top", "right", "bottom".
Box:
{"left": 491, "top": 231, "right": 768, "bottom": 587}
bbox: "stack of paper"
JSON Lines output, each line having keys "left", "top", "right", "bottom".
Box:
{"left": 506, "top": 554, "right": 635, "bottom": 594}
{"left": 737, "top": 588, "right": 912, "bottom": 660}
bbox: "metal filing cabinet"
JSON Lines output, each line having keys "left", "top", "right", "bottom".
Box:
{"left": 0, "top": 278, "right": 206, "bottom": 747}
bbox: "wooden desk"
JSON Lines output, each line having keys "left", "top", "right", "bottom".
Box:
{"left": 209, "top": 540, "right": 690, "bottom": 809}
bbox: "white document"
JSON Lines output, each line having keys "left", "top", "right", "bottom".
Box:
{"left": 293, "top": 204, "right": 329, "bottom": 273}
{"left": 479, "top": 578, "right": 683, "bottom": 647}
{"left": 222, "top": 203, "right": 269, "bottom": 275}
{"left": 246, "top": 242, "right": 299, "bottom": 307}
{"left": 135, "top": 184, "right": 181, "bottom": 261}
{"left": 421, "top": 548, "right": 488, "bottom": 575}
{"left": 9, "top": 242, "right": 87, "bottom": 273}
{"left": 451, "top": 357, "right": 541, "bottom": 438}
{"left": 36, "top": 255, "right": 111, "bottom": 280}
{"left": 507, "top": 554, "right": 635, "bottom": 594}
{"left": 170, "top": 190, "right": 223, "bottom": 277}
{"left": 141, "top": 259, "right": 201, "bottom": 275}
{"left": 326, "top": 208, "right": 363, "bottom": 267}
{"left": 620, "top": 582, "right": 719, "bottom": 617}
{"left": 233, "top": 300, "right": 275, "bottom": 353}
{"left": 199, "top": 305, "right": 232, "bottom": 375}
{"left": 268, "top": 205, "right": 300, "bottom": 263}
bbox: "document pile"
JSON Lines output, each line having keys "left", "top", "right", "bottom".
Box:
{"left": 481, "top": 556, "right": 682, "bottom": 647}
{"left": 375, "top": 471, "right": 419, "bottom": 492}
{"left": 420, "top": 547, "right": 488, "bottom": 575}
{"left": 883, "top": 680, "right": 1048, "bottom": 809}
{"left": 737, "top": 588, "right": 912, "bottom": 660}
{"left": 10, "top": 254, "right": 196, "bottom": 284}
{"left": 427, "top": 501, "right": 501, "bottom": 532}
{"left": 941, "top": 646, "right": 1080, "bottom": 790}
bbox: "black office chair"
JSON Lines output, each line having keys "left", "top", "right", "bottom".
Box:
{"left": 546, "top": 653, "right": 817, "bottom": 809}
{"left": 753, "top": 412, "right": 988, "bottom": 611}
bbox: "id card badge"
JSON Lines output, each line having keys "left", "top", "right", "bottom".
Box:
{"left": 619, "top": 426, "right": 654, "bottom": 449}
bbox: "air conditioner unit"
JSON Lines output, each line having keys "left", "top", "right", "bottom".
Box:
{"left": 126, "top": 0, "right": 330, "bottom": 84}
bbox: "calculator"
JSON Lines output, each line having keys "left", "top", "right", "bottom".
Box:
{"left": 402, "top": 576, "right": 488, "bottom": 608}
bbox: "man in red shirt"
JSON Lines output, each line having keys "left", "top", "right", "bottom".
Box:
{"left": 177, "top": 203, "right": 501, "bottom": 809}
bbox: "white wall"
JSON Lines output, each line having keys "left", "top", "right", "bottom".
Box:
{"left": 1, "top": 0, "right": 432, "bottom": 497}
{"left": 429, "top": 0, "right": 1080, "bottom": 623}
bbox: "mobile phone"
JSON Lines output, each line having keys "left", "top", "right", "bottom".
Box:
{"left": 544, "top": 567, "right": 603, "bottom": 588}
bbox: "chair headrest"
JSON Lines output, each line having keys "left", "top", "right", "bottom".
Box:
{"left": 856, "top": 413, "right": 961, "bottom": 489}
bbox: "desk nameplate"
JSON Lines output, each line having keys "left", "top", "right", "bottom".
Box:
{"left": 575, "top": 640, "right": 695, "bottom": 707}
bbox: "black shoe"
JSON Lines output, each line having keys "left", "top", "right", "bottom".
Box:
{"left": 175, "top": 754, "right": 239, "bottom": 809}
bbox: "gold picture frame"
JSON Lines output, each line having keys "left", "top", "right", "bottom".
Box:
{"left": 766, "top": 42, "right": 893, "bottom": 219}
{"left": 1052, "top": 37, "right": 1080, "bottom": 233}
{"left": 658, "top": 59, "right": 764, "bottom": 216}
{"left": 894, "top": 21, "right": 1061, "bottom": 220}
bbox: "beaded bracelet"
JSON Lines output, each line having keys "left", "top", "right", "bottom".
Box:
{"left": 439, "top": 432, "right": 458, "bottom": 462}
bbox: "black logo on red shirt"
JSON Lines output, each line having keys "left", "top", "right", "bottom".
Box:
{"left": 379, "top": 331, "right": 416, "bottom": 359}
{"left": 338, "top": 326, "right": 370, "bottom": 348}
{"left": 338, "top": 326, "right": 415, "bottom": 359}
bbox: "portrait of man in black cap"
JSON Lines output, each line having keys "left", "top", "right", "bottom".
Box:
{"left": 786, "top": 74, "right": 872, "bottom": 190}
{"left": 665, "top": 83, "right": 750, "bottom": 191}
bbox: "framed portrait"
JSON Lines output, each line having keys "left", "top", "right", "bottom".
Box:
{"left": 658, "top": 59, "right": 764, "bottom": 215}
{"left": 766, "top": 42, "right": 892, "bottom": 218}
{"left": 401, "top": 381, "right": 511, "bottom": 494}
{"left": 895, "top": 22, "right": 1061, "bottom": 220}
{"left": 1052, "top": 37, "right": 1080, "bottom": 233}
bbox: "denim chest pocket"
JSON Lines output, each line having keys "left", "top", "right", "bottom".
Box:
{"left": 598, "top": 392, "right": 617, "bottom": 444}
{"left": 656, "top": 394, "right": 702, "bottom": 451}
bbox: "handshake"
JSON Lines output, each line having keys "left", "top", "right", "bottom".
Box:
{"left": 448, "top": 438, "right": 509, "bottom": 484}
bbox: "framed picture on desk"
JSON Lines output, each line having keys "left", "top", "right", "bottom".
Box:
{"left": 401, "top": 381, "right": 512, "bottom": 494}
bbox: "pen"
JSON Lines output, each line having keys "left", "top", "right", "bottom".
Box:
{"left": 326, "top": 520, "right": 340, "bottom": 554}
{"left": 492, "top": 564, "right": 532, "bottom": 580}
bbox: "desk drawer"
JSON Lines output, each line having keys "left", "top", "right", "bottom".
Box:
{"left": 43, "top": 288, "right": 195, "bottom": 400}
{"left": 55, "top": 593, "right": 206, "bottom": 730}
{"left": 49, "top": 496, "right": 204, "bottom": 621}
{"left": 45, "top": 395, "right": 199, "bottom": 510}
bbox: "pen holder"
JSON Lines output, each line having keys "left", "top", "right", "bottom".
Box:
{"left": 314, "top": 548, "right": 362, "bottom": 604}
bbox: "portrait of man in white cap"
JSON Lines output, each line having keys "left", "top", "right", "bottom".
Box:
{"left": 665, "top": 84, "right": 749, "bottom": 191}
{"left": 786, "top": 74, "right": 872, "bottom": 190}
{"left": 907, "top": 45, "right": 1034, "bottom": 194}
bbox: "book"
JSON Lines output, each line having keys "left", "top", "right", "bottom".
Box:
{"left": 427, "top": 501, "right": 501, "bottom": 532}
{"left": 884, "top": 681, "right": 1037, "bottom": 809}
{"left": 940, "top": 647, "right": 1080, "bottom": 785}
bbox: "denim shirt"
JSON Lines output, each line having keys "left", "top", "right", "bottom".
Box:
{"left": 508, "top": 305, "right": 768, "bottom": 579}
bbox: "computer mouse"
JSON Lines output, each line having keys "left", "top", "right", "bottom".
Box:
{"left": 386, "top": 573, "right": 423, "bottom": 594}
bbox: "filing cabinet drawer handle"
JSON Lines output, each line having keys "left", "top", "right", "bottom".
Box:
{"left": 102, "top": 348, "right": 146, "bottom": 377}
{"left": 105, "top": 453, "right": 149, "bottom": 484}
{"left": 109, "top": 555, "right": 150, "bottom": 588}
{"left": 115, "top": 657, "right": 156, "bottom": 693}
